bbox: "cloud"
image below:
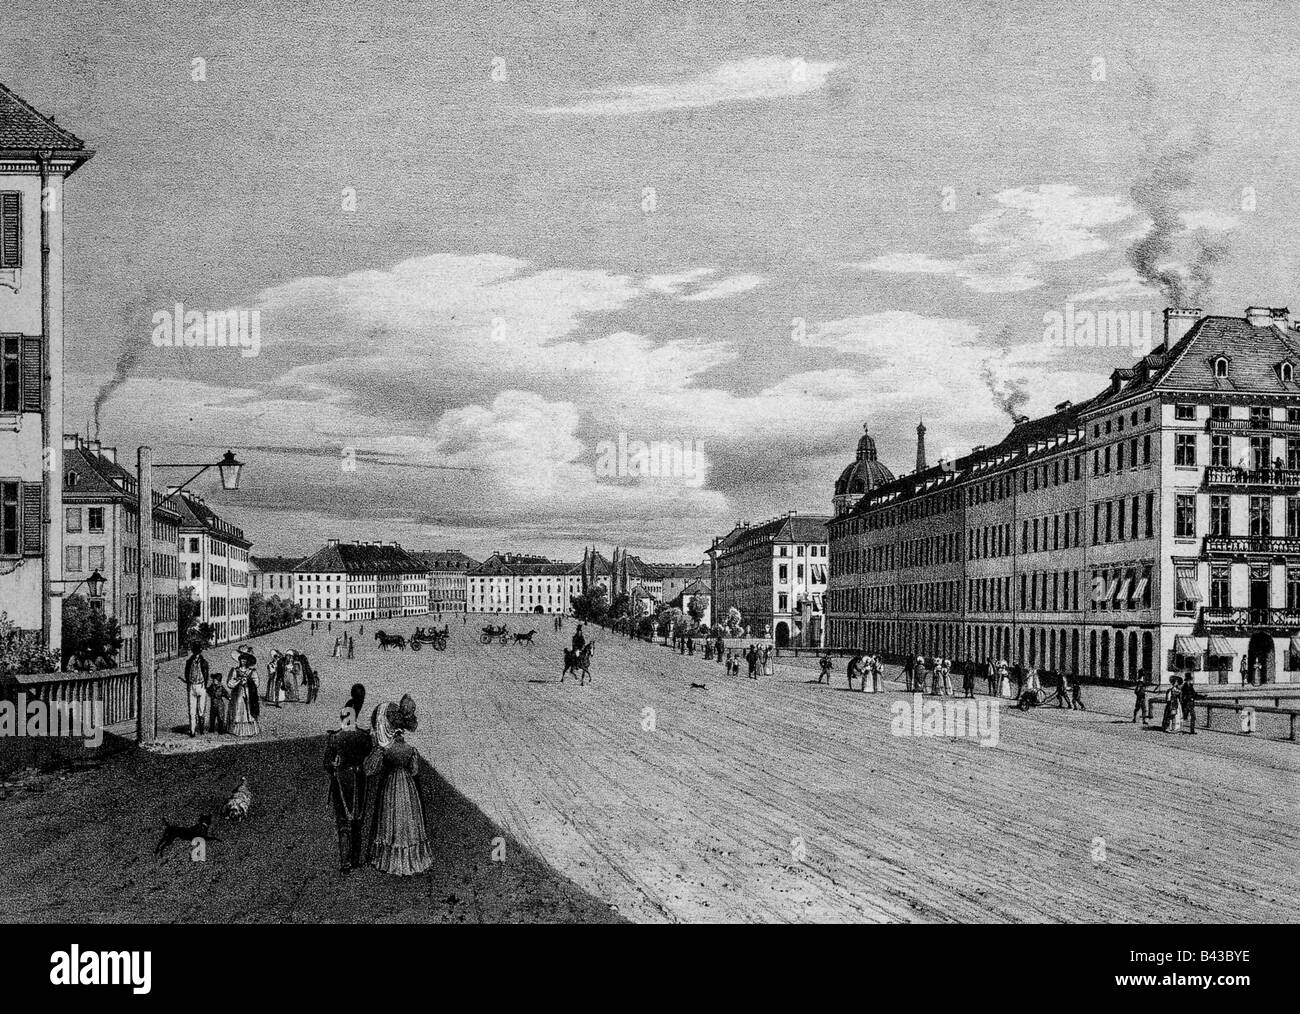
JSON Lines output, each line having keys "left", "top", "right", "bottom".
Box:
{"left": 530, "top": 56, "right": 839, "bottom": 116}
{"left": 678, "top": 273, "right": 765, "bottom": 302}
{"left": 1068, "top": 267, "right": 1159, "bottom": 303}
{"left": 857, "top": 184, "right": 1134, "bottom": 293}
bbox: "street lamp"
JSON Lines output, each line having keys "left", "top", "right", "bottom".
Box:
{"left": 52, "top": 568, "right": 106, "bottom": 600}
{"left": 136, "top": 447, "right": 246, "bottom": 744}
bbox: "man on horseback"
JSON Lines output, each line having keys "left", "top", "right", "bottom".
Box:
{"left": 572, "top": 624, "right": 586, "bottom": 652}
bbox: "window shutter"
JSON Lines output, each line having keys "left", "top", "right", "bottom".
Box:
{"left": 20, "top": 336, "right": 41, "bottom": 412}
{"left": 20, "top": 480, "right": 42, "bottom": 555}
{"left": 0, "top": 193, "right": 18, "bottom": 269}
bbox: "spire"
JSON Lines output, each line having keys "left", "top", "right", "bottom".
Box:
{"left": 915, "top": 418, "right": 927, "bottom": 472}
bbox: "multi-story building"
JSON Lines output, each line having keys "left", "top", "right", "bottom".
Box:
{"left": 467, "top": 552, "right": 583, "bottom": 614}
{"left": 293, "top": 539, "right": 428, "bottom": 621}
{"left": 0, "top": 83, "right": 93, "bottom": 649}
{"left": 826, "top": 305, "right": 1300, "bottom": 686}
{"left": 174, "top": 491, "right": 251, "bottom": 646}
{"left": 61, "top": 434, "right": 180, "bottom": 662}
{"left": 408, "top": 550, "right": 478, "bottom": 613}
{"left": 249, "top": 555, "right": 301, "bottom": 599}
{"left": 577, "top": 547, "right": 706, "bottom": 608}
{"left": 707, "top": 514, "right": 830, "bottom": 646}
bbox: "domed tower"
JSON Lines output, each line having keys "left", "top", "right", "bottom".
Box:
{"left": 833, "top": 423, "right": 896, "bottom": 516}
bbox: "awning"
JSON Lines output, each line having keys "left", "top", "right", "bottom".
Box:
{"left": 1207, "top": 636, "right": 1235, "bottom": 657}
{"left": 1173, "top": 635, "right": 1201, "bottom": 655}
{"left": 1176, "top": 573, "right": 1202, "bottom": 602}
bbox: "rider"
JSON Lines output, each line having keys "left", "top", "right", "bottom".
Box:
{"left": 572, "top": 624, "right": 586, "bottom": 652}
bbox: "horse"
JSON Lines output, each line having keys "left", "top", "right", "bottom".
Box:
{"left": 562, "top": 641, "right": 595, "bottom": 685}
{"left": 513, "top": 630, "right": 537, "bottom": 644}
{"left": 374, "top": 630, "right": 406, "bottom": 651}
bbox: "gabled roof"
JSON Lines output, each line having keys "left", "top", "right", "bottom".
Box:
{"left": 408, "top": 549, "right": 480, "bottom": 572}
{"left": 1151, "top": 316, "right": 1300, "bottom": 395}
{"left": 172, "top": 493, "right": 250, "bottom": 547}
{"left": 62, "top": 440, "right": 181, "bottom": 520}
{"left": 295, "top": 542, "right": 422, "bottom": 575}
{"left": 0, "top": 82, "right": 93, "bottom": 172}
{"left": 250, "top": 555, "right": 303, "bottom": 573}
{"left": 712, "top": 515, "right": 830, "bottom": 554}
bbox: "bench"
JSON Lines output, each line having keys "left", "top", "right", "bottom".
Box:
{"left": 1145, "top": 697, "right": 1299, "bottom": 741}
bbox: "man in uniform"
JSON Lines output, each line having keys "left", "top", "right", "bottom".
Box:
{"left": 323, "top": 687, "right": 372, "bottom": 872}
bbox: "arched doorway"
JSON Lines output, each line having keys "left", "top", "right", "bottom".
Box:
{"left": 1247, "top": 631, "right": 1274, "bottom": 685}
{"left": 775, "top": 622, "right": 790, "bottom": 648}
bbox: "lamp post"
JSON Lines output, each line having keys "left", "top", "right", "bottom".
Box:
{"left": 136, "top": 447, "right": 244, "bottom": 744}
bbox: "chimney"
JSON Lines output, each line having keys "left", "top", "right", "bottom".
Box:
{"left": 1163, "top": 307, "right": 1202, "bottom": 349}
{"left": 1055, "top": 400, "right": 1072, "bottom": 412}
{"left": 100, "top": 446, "right": 116, "bottom": 463}
{"left": 915, "top": 419, "right": 928, "bottom": 472}
{"left": 327, "top": 538, "right": 339, "bottom": 547}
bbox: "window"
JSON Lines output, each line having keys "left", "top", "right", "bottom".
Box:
{"left": 1250, "top": 436, "right": 1270, "bottom": 471}
{"left": 1211, "top": 566, "right": 1230, "bottom": 609}
{"left": 1, "top": 481, "right": 17, "bottom": 556}
{"left": 88, "top": 507, "right": 104, "bottom": 532}
{"left": 1289, "top": 438, "right": 1300, "bottom": 471}
{"left": 65, "top": 545, "right": 82, "bottom": 572}
{"left": 1174, "top": 566, "right": 1199, "bottom": 615}
{"left": 65, "top": 508, "right": 81, "bottom": 533}
{"left": 1176, "top": 495, "right": 1196, "bottom": 538}
{"left": 1251, "top": 405, "right": 1270, "bottom": 428}
{"left": 1213, "top": 357, "right": 1228, "bottom": 378}
{"left": 1282, "top": 362, "right": 1294, "bottom": 383}
{"left": 88, "top": 545, "right": 105, "bottom": 572}
{"left": 1289, "top": 570, "right": 1300, "bottom": 612}
{"left": 189, "top": 537, "right": 199, "bottom": 552}
{"left": 1249, "top": 495, "right": 1272, "bottom": 537}
{"left": 1175, "top": 403, "right": 1196, "bottom": 420}
{"left": 1289, "top": 496, "right": 1300, "bottom": 538}
{"left": 0, "top": 336, "right": 18, "bottom": 412}
{"left": 1210, "top": 495, "right": 1230, "bottom": 537}
{"left": 0, "top": 192, "right": 20, "bottom": 270}
{"left": 1175, "top": 434, "right": 1196, "bottom": 466}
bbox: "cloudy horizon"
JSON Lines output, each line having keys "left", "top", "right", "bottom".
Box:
{"left": 6, "top": 0, "right": 1300, "bottom": 564}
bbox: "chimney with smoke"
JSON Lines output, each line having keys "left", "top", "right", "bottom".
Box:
{"left": 1163, "top": 307, "right": 1202, "bottom": 350}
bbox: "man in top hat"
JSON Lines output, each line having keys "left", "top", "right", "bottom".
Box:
{"left": 181, "top": 642, "right": 210, "bottom": 737}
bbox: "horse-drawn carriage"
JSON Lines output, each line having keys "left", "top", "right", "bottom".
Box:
{"left": 410, "top": 625, "right": 449, "bottom": 651}
{"left": 480, "top": 624, "right": 509, "bottom": 645}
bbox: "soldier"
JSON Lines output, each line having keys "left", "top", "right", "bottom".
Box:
{"left": 324, "top": 687, "right": 371, "bottom": 872}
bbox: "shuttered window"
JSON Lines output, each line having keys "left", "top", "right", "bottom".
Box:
{"left": 19, "top": 480, "right": 42, "bottom": 555}
{"left": 0, "top": 193, "right": 19, "bottom": 269}
{"left": 0, "top": 337, "right": 17, "bottom": 411}
{"left": 1, "top": 481, "right": 18, "bottom": 556}
{"left": 20, "top": 337, "right": 41, "bottom": 412}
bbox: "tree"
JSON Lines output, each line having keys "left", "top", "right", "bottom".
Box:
{"left": 178, "top": 586, "right": 202, "bottom": 647}
{"left": 608, "top": 591, "right": 630, "bottom": 620}
{"left": 656, "top": 606, "right": 683, "bottom": 641}
{"left": 687, "top": 593, "right": 710, "bottom": 624}
{"left": 571, "top": 585, "right": 609, "bottom": 624}
{"left": 724, "top": 606, "right": 744, "bottom": 637}
{"left": 0, "top": 611, "right": 59, "bottom": 676}
{"left": 60, "top": 594, "right": 123, "bottom": 671}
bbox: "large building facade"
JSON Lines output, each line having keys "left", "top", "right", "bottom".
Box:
{"left": 826, "top": 306, "right": 1300, "bottom": 686}
{"left": 294, "top": 540, "right": 428, "bottom": 622}
{"left": 62, "top": 434, "right": 180, "bottom": 662}
{"left": 249, "top": 555, "right": 300, "bottom": 599}
{"left": 409, "top": 549, "right": 478, "bottom": 613}
{"left": 174, "top": 492, "right": 251, "bottom": 646}
{"left": 707, "top": 514, "right": 830, "bottom": 646}
{"left": 467, "top": 553, "right": 583, "bottom": 614}
{"left": 0, "top": 84, "right": 92, "bottom": 649}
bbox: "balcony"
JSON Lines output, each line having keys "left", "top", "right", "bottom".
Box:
{"left": 1206, "top": 417, "right": 1300, "bottom": 434}
{"left": 1203, "top": 534, "right": 1300, "bottom": 556}
{"left": 1204, "top": 465, "right": 1300, "bottom": 489}
{"left": 1201, "top": 606, "right": 1300, "bottom": 633}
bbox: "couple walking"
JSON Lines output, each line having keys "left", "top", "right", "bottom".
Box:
{"left": 324, "top": 687, "right": 433, "bottom": 875}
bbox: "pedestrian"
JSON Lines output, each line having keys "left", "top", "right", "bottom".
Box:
{"left": 1180, "top": 674, "right": 1197, "bottom": 735}
{"left": 939, "top": 658, "right": 953, "bottom": 696}
{"left": 687, "top": 635, "right": 694, "bottom": 656}
{"left": 748, "top": 646, "right": 759, "bottom": 680}
{"left": 359, "top": 623, "right": 365, "bottom": 635}
{"left": 1012, "top": 661, "right": 1025, "bottom": 700}
{"left": 205, "top": 663, "right": 227, "bottom": 735}
{"left": 1071, "top": 675, "right": 1086, "bottom": 711}
{"left": 929, "top": 656, "right": 940, "bottom": 696}
{"left": 763, "top": 645, "right": 773, "bottom": 677}
{"left": 347, "top": 638, "right": 355, "bottom": 660}
{"left": 181, "top": 642, "right": 210, "bottom": 737}
{"left": 1132, "top": 676, "right": 1149, "bottom": 725}
{"left": 902, "top": 655, "right": 914, "bottom": 691}
{"left": 366, "top": 696, "right": 432, "bottom": 876}
{"left": 998, "top": 661, "right": 1012, "bottom": 699}
{"left": 324, "top": 697, "right": 371, "bottom": 872}
{"left": 817, "top": 653, "right": 832, "bottom": 685}
{"left": 962, "top": 665, "right": 975, "bottom": 699}
{"left": 1056, "top": 671, "right": 1074, "bottom": 709}
{"left": 847, "top": 652, "right": 863, "bottom": 690}
{"left": 225, "top": 646, "right": 261, "bottom": 737}
{"left": 1162, "top": 677, "right": 1182, "bottom": 732}
{"left": 332, "top": 636, "right": 341, "bottom": 659}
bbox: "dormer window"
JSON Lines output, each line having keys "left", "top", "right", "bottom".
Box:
{"left": 1280, "top": 361, "right": 1295, "bottom": 383}
{"left": 66, "top": 472, "right": 78, "bottom": 488}
{"left": 1213, "top": 356, "right": 1229, "bottom": 378}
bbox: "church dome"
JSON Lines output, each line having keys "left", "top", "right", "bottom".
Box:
{"left": 833, "top": 424, "right": 895, "bottom": 496}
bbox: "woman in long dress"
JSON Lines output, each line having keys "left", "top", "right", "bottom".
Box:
{"left": 225, "top": 648, "right": 261, "bottom": 737}
{"left": 367, "top": 696, "right": 432, "bottom": 876}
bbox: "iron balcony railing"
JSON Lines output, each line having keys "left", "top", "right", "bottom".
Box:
{"left": 1204, "top": 534, "right": 1300, "bottom": 555}
{"left": 1201, "top": 606, "right": 1300, "bottom": 631}
{"left": 1206, "top": 417, "right": 1300, "bottom": 434}
{"left": 1204, "top": 465, "right": 1300, "bottom": 487}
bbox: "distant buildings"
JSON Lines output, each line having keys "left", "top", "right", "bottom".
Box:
{"left": 467, "top": 552, "right": 581, "bottom": 614}
{"left": 707, "top": 515, "right": 830, "bottom": 646}
{"left": 408, "top": 549, "right": 478, "bottom": 613}
{"left": 174, "top": 492, "right": 251, "bottom": 646}
{"left": 0, "top": 83, "right": 93, "bottom": 649}
{"left": 825, "top": 306, "right": 1300, "bottom": 686}
{"left": 62, "top": 434, "right": 180, "bottom": 662}
{"left": 294, "top": 539, "right": 428, "bottom": 621}
{"left": 249, "top": 555, "right": 301, "bottom": 599}
{"left": 578, "top": 547, "right": 706, "bottom": 612}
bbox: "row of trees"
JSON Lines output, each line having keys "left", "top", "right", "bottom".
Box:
{"left": 249, "top": 592, "right": 301, "bottom": 636}
{"left": 571, "top": 584, "right": 719, "bottom": 642}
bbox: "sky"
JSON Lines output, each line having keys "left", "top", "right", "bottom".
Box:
{"left": 5, "top": 0, "right": 1300, "bottom": 563}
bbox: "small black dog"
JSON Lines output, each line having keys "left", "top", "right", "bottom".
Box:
{"left": 155, "top": 814, "right": 216, "bottom": 855}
